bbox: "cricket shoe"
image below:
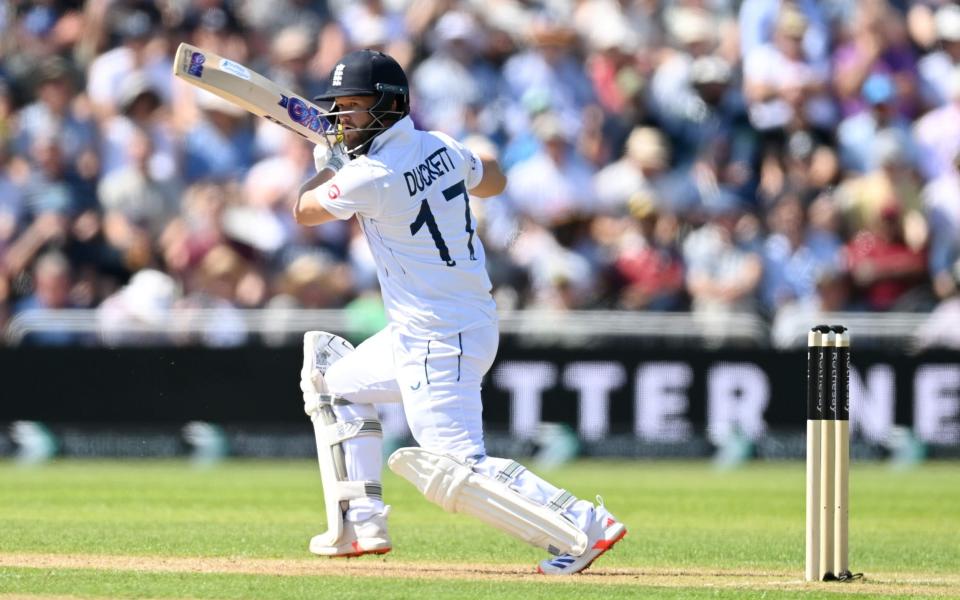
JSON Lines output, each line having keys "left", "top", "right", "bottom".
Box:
{"left": 537, "top": 499, "right": 626, "bottom": 575}
{"left": 310, "top": 506, "right": 392, "bottom": 558}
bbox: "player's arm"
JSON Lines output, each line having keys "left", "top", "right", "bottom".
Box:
{"left": 294, "top": 169, "right": 339, "bottom": 226}
{"left": 468, "top": 155, "right": 506, "bottom": 198}
{"left": 294, "top": 144, "right": 354, "bottom": 226}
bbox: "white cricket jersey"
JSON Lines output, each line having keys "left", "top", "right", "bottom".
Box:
{"left": 316, "top": 116, "right": 497, "bottom": 339}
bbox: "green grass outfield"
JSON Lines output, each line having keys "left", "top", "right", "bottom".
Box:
{"left": 1, "top": 459, "right": 958, "bottom": 599}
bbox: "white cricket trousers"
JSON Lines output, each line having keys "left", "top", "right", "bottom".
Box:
{"left": 325, "top": 322, "right": 593, "bottom": 529}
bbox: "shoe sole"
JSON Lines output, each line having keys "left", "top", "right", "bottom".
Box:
{"left": 536, "top": 528, "right": 627, "bottom": 575}
{"left": 328, "top": 547, "right": 392, "bottom": 559}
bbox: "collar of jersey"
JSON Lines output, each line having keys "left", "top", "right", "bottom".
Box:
{"left": 369, "top": 115, "right": 414, "bottom": 156}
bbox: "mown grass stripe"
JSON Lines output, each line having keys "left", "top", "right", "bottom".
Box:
{"left": 3, "top": 566, "right": 958, "bottom": 600}
{"left": 2, "top": 556, "right": 959, "bottom": 597}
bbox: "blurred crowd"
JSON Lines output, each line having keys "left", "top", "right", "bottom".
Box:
{"left": 1, "top": 0, "right": 960, "bottom": 347}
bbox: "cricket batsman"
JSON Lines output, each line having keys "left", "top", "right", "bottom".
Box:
{"left": 293, "top": 48, "right": 626, "bottom": 575}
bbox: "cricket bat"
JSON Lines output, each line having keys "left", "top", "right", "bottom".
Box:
{"left": 173, "top": 42, "right": 333, "bottom": 145}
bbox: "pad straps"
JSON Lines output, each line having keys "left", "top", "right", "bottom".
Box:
{"left": 323, "top": 418, "right": 383, "bottom": 444}
{"left": 494, "top": 460, "right": 524, "bottom": 484}
{"left": 547, "top": 489, "right": 576, "bottom": 513}
{"left": 338, "top": 481, "right": 383, "bottom": 501}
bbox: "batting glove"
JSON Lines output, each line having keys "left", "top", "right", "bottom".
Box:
{"left": 313, "top": 143, "right": 350, "bottom": 174}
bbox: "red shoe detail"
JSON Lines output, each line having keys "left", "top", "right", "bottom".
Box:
{"left": 329, "top": 546, "right": 391, "bottom": 559}
{"left": 352, "top": 541, "right": 361, "bottom": 552}
{"left": 606, "top": 518, "right": 616, "bottom": 527}
{"left": 580, "top": 530, "right": 627, "bottom": 572}
{"left": 537, "top": 565, "right": 544, "bottom": 574}
{"left": 591, "top": 528, "right": 627, "bottom": 551}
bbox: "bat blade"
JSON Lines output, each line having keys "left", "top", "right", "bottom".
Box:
{"left": 173, "top": 42, "right": 329, "bottom": 145}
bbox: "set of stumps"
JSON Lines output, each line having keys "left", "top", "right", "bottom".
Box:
{"left": 805, "top": 324, "right": 859, "bottom": 582}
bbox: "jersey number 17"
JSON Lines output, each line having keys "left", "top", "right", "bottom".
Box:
{"left": 409, "top": 180, "right": 476, "bottom": 267}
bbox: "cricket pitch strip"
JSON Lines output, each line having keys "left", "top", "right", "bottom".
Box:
{"left": 1, "top": 553, "right": 959, "bottom": 597}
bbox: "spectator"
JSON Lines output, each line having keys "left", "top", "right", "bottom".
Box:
{"left": 922, "top": 152, "right": 960, "bottom": 302}
{"left": 85, "top": 4, "right": 171, "bottom": 117}
{"left": 771, "top": 266, "right": 854, "bottom": 348}
{"left": 761, "top": 192, "right": 841, "bottom": 316}
{"left": 832, "top": 0, "right": 920, "bottom": 120}
{"left": 101, "top": 71, "right": 177, "bottom": 182}
{"left": 271, "top": 253, "right": 353, "bottom": 310}
{"left": 504, "top": 112, "right": 596, "bottom": 226}
{"left": 2, "top": 211, "right": 70, "bottom": 284}
{"left": 22, "top": 135, "right": 87, "bottom": 216}
{"left": 13, "top": 252, "right": 84, "bottom": 346}
{"left": 837, "top": 73, "right": 916, "bottom": 174}
{"left": 806, "top": 191, "right": 847, "bottom": 268}
{"left": 266, "top": 26, "right": 321, "bottom": 98}
{"left": 63, "top": 209, "right": 129, "bottom": 305}
{"left": 835, "top": 129, "right": 925, "bottom": 234}
{"left": 672, "top": 54, "right": 739, "bottom": 157}
{"left": 14, "top": 56, "right": 97, "bottom": 168}
{"left": 683, "top": 196, "right": 763, "bottom": 317}
{"left": 913, "top": 66, "right": 960, "bottom": 180}
{"left": 175, "top": 244, "right": 250, "bottom": 347}
{"left": 181, "top": 92, "right": 255, "bottom": 183}
{"left": 650, "top": 6, "right": 720, "bottom": 130}
{"left": 594, "top": 126, "right": 669, "bottom": 215}
{"left": 578, "top": 4, "right": 641, "bottom": 117}
{"left": 158, "top": 182, "right": 230, "bottom": 280}
{"left": 774, "top": 129, "right": 840, "bottom": 204}
{"left": 335, "top": 0, "right": 412, "bottom": 67}
{"left": 509, "top": 220, "right": 598, "bottom": 310}
{"left": 676, "top": 55, "right": 758, "bottom": 202}
{"left": 743, "top": 3, "right": 835, "bottom": 135}
{"left": 503, "top": 18, "right": 595, "bottom": 134}
{"left": 846, "top": 203, "right": 929, "bottom": 311}
{"left": 609, "top": 200, "right": 686, "bottom": 311}
{"left": 98, "top": 128, "right": 178, "bottom": 235}
{"left": 739, "top": 0, "right": 832, "bottom": 63}
{"left": 918, "top": 4, "right": 960, "bottom": 108}
{"left": 412, "top": 12, "right": 503, "bottom": 138}
{"left": 239, "top": 0, "right": 328, "bottom": 39}
{"left": 233, "top": 132, "right": 312, "bottom": 256}
{"left": 180, "top": 4, "right": 249, "bottom": 70}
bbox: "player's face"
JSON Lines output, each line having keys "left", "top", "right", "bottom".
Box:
{"left": 334, "top": 95, "right": 378, "bottom": 148}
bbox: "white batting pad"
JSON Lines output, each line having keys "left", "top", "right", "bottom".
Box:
{"left": 301, "top": 332, "right": 355, "bottom": 415}
{"left": 388, "top": 447, "right": 588, "bottom": 556}
{"left": 301, "top": 331, "right": 383, "bottom": 550}
{"left": 302, "top": 332, "right": 355, "bottom": 385}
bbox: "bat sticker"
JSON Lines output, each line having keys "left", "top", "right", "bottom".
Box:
{"left": 187, "top": 52, "right": 205, "bottom": 77}
{"left": 278, "top": 94, "right": 324, "bottom": 134}
{"left": 219, "top": 59, "right": 251, "bottom": 81}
